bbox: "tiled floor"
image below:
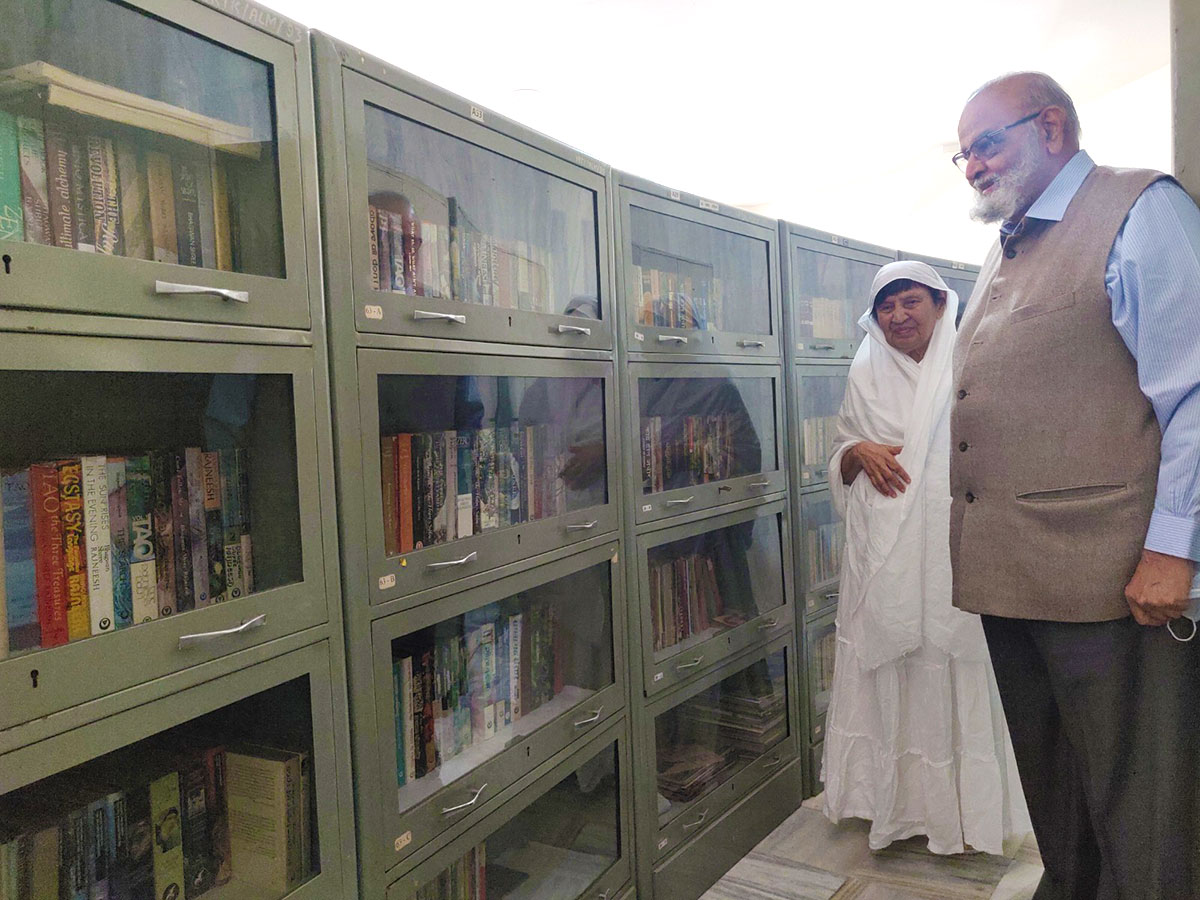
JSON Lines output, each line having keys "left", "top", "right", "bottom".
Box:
{"left": 701, "top": 795, "right": 1043, "bottom": 900}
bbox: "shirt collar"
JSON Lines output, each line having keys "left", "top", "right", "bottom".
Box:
{"left": 1000, "top": 150, "right": 1094, "bottom": 236}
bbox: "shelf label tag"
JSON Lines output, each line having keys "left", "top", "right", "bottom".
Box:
{"left": 653, "top": 671, "right": 664, "bottom": 682}
{"left": 669, "top": 190, "right": 681, "bottom": 201}
{"left": 633, "top": 331, "right": 644, "bottom": 342}
{"left": 469, "top": 106, "right": 484, "bottom": 122}
{"left": 641, "top": 504, "right": 652, "bottom": 512}
{"left": 658, "top": 838, "right": 669, "bottom": 850}
{"left": 379, "top": 573, "right": 396, "bottom": 590}
{"left": 395, "top": 831, "right": 412, "bottom": 852}
{"left": 698, "top": 199, "right": 719, "bottom": 212}
{"left": 364, "top": 304, "right": 383, "bottom": 320}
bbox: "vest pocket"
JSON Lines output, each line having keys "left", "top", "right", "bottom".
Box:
{"left": 1010, "top": 291, "right": 1077, "bottom": 323}
{"left": 1016, "top": 483, "right": 1127, "bottom": 502}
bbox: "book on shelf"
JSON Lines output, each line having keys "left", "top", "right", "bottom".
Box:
{"left": 0, "top": 110, "right": 24, "bottom": 241}
{"left": 225, "top": 744, "right": 310, "bottom": 895}
{"left": 29, "top": 464, "right": 68, "bottom": 648}
{"left": 16, "top": 114, "right": 51, "bottom": 245}
{"left": 126, "top": 455, "right": 158, "bottom": 625}
{"left": 107, "top": 459, "right": 134, "bottom": 629}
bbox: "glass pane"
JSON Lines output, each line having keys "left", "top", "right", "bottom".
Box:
{"left": 800, "top": 493, "right": 842, "bottom": 593}
{"left": 0, "top": 675, "right": 321, "bottom": 899}
{"left": 792, "top": 248, "right": 876, "bottom": 342}
{"left": 810, "top": 622, "right": 836, "bottom": 719}
{"left": 945, "top": 275, "right": 976, "bottom": 325}
{"left": 0, "top": 371, "right": 301, "bottom": 655}
{"left": 637, "top": 376, "right": 775, "bottom": 495}
{"left": 655, "top": 648, "right": 788, "bottom": 825}
{"left": 0, "top": 0, "right": 283, "bottom": 276}
{"left": 377, "top": 374, "right": 607, "bottom": 554}
{"left": 363, "top": 104, "right": 600, "bottom": 317}
{"left": 647, "top": 514, "right": 784, "bottom": 658}
{"left": 628, "top": 206, "right": 770, "bottom": 334}
{"left": 799, "top": 372, "right": 848, "bottom": 475}
{"left": 389, "top": 562, "right": 615, "bottom": 813}
{"left": 414, "top": 742, "right": 620, "bottom": 899}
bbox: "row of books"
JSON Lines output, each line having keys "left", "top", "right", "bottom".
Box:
{"left": 795, "top": 296, "right": 855, "bottom": 340}
{"left": 640, "top": 413, "right": 747, "bottom": 495}
{"left": 814, "top": 629, "right": 837, "bottom": 696}
{"left": 415, "top": 843, "right": 485, "bottom": 900}
{"left": 0, "top": 449, "right": 253, "bottom": 659}
{"left": 801, "top": 413, "right": 839, "bottom": 468}
{"left": 381, "top": 425, "right": 582, "bottom": 556}
{"left": 393, "top": 599, "right": 563, "bottom": 785}
{"left": 632, "top": 265, "right": 729, "bottom": 332}
{"left": 804, "top": 521, "right": 842, "bottom": 588}
{"left": 0, "top": 109, "right": 239, "bottom": 270}
{"left": 647, "top": 552, "right": 746, "bottom": 652}
{"left": 0, "top": 742, "right": 310, "bottom": 900}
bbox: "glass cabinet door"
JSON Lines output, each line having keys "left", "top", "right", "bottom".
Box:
{"left": 343, "top": 73, "right": 610, "bottom": 350}
{"left": 639, "top": 503, "right": 791, "bottom": 695}
{"left": 621, "top": 190, "right": 777, "bottom": 358}
{"left": 805, "top": 614, "right": 837, "bottom": 742}
{"left": 796, "top": 366, "right": 849, "bottom": 487}
{"left": 0, "top": 0, "right": 311, "bottom": 327}
{"left": 798, "top": 489, "right": 843, "bottom": 618}
{"left": 360, "top": 351, "right": 617, "bottom": 604}
{"left": 370, "top": 546, "right": 622, "bottom": 868}
{"left": 0, "top": 334, "right": 327, "bottom": 730}
{"left": 652, "top": 644, "right": 793, "bottom": 856}
{"left": 633, "top": 366, "right": 785, "bottom": 524}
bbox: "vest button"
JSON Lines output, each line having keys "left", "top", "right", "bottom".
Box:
{"left": 958, "top": 441, "right": 969, "bottom": 451}
{"left": 1005, "top": 247, "right": 1017, "bottom": 259}
{"left": 965, "top": 492, "right": 976, "bottom": 503}
{"left": 957, "top": 389, "right": 967, "bottom": 399}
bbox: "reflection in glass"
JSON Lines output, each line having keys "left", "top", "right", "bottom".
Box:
{"left": 799, "top": 373, "right": 848, "bottom": 478}
{"left": 0, "top": 371, "right": 301, "bottom": 655}
{"left": 647, "top": 515, "right": 783, "bottom": 655}
{"left": 377, "top": 374, "right": 607, "bottom": 554}
{"left": 944, "top": 275, "right": 976, "bottom": 325}
{"left": 390, "top": 563, "right": 614, "bottom": 812}
{"left": 1, "top": 0, "right": 284, "bottom": 276}
{"left": 414, "top": 742, "right": 620, "bottom": 899}
{"left": 812, "top": 624, "right": 836, "bottom": 719}
{"left": 655, "top": 649, "right": 788, "bottom": 823}
{"left": 792, "top": 248, "right": 877, "bottom": 342}
{"left": 638, "top": 376, "right": 773, "bottom": 495}
{"left": 363, "top": 105, "right": 600, "bottom": 317}
{"left": 800, "top": 494, "right": 843, "bottom": 592}
{"left": 629, "top": 206, "right": 770, "bottom": 334}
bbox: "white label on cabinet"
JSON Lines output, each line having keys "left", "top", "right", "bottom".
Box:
{"left": 653, "top": 671, "right": 664, "bottom": 682}
{"left": 699, "top": 199, "right": 719, "bottom": 212}
{"left": 669, "top": 189, "right": 681, "bottom": 201}
{"left": 364, "top": 304, "right": 383, "bottom": 320}
{"left": 379, "top": 573, "right": 396, "bottom": 590}
{"left": 395, "top": 831, "right": 412, "bottom": 851}
{"left": 642, "top": 504, "right": 652, "bottom": 512}
{"left": 469, "top": 106, "right": 484, "bottom": 122}
{"left": 658, "top": 838, "right": 670, "bottom": 850}
{"left": 633, "top": 331, "right": 644, "bottom": 342}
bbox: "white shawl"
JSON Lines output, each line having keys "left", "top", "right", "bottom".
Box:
{"left": 827, "top": 261, "right": 986, "bottom": 670}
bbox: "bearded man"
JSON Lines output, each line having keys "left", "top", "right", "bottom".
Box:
{"left": 950, "top": 71, "right": 1200, "bottom": 898}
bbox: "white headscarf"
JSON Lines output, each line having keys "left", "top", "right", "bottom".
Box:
{"left": 827, "top": 261, "right": 985, "bottom": 669}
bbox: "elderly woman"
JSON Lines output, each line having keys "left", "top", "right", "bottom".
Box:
{"left": 820, "top": 261, "right": 1028, "bottom": 854}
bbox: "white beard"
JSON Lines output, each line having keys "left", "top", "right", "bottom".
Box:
{"left": 968, "top": 132, "right": 1040, "bottom": 224}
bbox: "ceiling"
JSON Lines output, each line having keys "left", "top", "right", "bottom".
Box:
{"left": 273, "top": 0, "right": 1171, "bottom": 265}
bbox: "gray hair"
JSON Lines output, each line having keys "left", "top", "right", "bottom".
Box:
{"left": 971, "top": 72, "right": 1082, "bottom": 142}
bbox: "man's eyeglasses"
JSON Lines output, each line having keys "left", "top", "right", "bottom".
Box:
{"left": 952, "top": 109, "right": 1045, "bottom": 171}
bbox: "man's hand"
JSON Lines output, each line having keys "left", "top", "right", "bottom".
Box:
{"left": 1124, "top": 548, "right": 1195, "bottom": 626}
{"left": 846, "top": 441, "right": 910, "bottom": 498}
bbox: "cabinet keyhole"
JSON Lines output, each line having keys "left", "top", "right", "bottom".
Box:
{"left": 2, "top": 254, "right": 11, "bottom": 274}
{"left": 29, "top": 669, "right": 38, "bottom": 688}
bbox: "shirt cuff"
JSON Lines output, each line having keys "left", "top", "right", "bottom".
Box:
{"left": 1144, "top": 509, "right": 1200, "bottom": 562}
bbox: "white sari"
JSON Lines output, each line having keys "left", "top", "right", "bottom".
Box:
{"left": 820, "top": 261, "right": 1029, "bottom": 854}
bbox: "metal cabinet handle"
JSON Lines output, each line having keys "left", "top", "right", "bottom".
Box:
{"left": 761, "top": 753, "right": 784, "bottom": 769}
{"left": 426, "top": 551, "right": 478, "bottom": 570}
{"left": 413, "top": 309, "right": 466, "bottom": 324}
{"left": 675, "top": 655, "right": 704, "bottom": 670}
{"left": 441, "top": 783, "right": 488, "bottom": 815}
{"left": 813, "top": 466, "right": 828, "bottom": 477}
{"left": 738, "top": 339, "right": 765, "bottom": 348}
{"left": 682, "top": 808, "right": 709, "bottom": 830}
{"left": 155, "top": 280, "right": 248, "bottom": 304}
{"left": 557, "top": 323, "right": 592, "bottom": 336}
{"left": 566, "top": 520, "right": 598, "bottom": 531}
{"left": 812, "top": 343, "right": 835, "bottom": 351}
{"left": 574, "top": 705, "right": 604, "bottom": 727}
{"left": 749, "top": 480, "right": 771, "bottom": 488}
{"left": 665, "top": 496, "right": 695, "bottom": 506}
{"left": 757, "top": 618, "right": 780, "bottom": 630}
{"left": 178, "top": 614, "right": 266, "bottom": 649}
{"left": 824, "top": 591, "right": 840, "bottom": 602}
{"left": 657, "top": 334, "right": 689, "bottom": 344}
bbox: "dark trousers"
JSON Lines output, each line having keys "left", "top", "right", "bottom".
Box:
{"left": 981, "top": 614, "right": 1200, "bottom": 900}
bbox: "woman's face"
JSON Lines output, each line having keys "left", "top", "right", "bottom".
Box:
{"left": 876, "top": 285, "right": 945, "bottom": 361}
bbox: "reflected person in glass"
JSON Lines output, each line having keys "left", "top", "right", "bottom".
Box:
{"left": 820, "top": 261, "right": 1029, "bottom": 854}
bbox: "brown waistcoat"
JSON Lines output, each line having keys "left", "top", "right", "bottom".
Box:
{"left": 950, "top": 165, "right": 1168, "bottom": 621}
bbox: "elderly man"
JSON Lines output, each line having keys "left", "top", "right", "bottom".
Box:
{"left": 951, "top": 72, "right": 1200, "bottom": 898}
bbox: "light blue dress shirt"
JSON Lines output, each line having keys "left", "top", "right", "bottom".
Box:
{"left": 1000, "top": 150, "right": 1200, "bottom": 562}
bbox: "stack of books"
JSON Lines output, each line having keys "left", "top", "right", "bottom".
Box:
{"left": 639, "top": 412, "right": 741, "bottom": 494}
{"left": 648, "top": 550, "right": 747, "bottom": 651}
{"left": 414, "top": 843, "right": 486, "bottom": 900}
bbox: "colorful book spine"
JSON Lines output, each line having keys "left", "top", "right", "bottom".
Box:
{"left": 184, "top": 447, "right": 210, "bottom": 607}
{"left": 170, "top": 451, "right": 194, "bottom": 612}
{"left": 508, "top": 613, "right": 523, "bottom": 721}
{"left": 57, "top": 460, "right": 90, "bottom": 640}
{"left": 68, "top": 137, "right": 95, "bottom": 253}
{"left": 455, "top": 431, "right": 474, "bottom": 539}
{"left": 393, "top": 657, "right": 407, "bottom": 786}
{"left": 82, "top": 455, "right": 115, "bottom": 634}
{"left": 400, "top": 656, "right": 415, "bottom": 782}
{"left": 202, "top": 452, "right": 226, "bottom": 605}
{"left": 149, "top": 451, "right": 177, "bottom": 618}
{"left": 29, "top": 464, "right": 67, "bottom": 647}
{"left": 395, "top": 434, "right": 414, "bottom": 554}
{"left": 148, "top": 771, "right": 185, "bottom": 900}
{"left": 2, "top": 470, "right": 38, "bottom": 651}
{"left": 112, "top": 784, "right": 155, "bottom": 900}
{"left": 0, "top": 110, "right": 23, "bottom": 241}
{"left": 235, "top": 449, "right": 253, "bottom": 595}
{"left": 86, "top": 796, "right": 112, "bottom": 899}
{"left": 16, "top": 115, "right": 51, "bottom": 244}
{"left": 116, "top": 139, "right": 152, "bottom": 260}
{"left": 367, "top": 205, "right": 380, "bottom": 290}
{"left": 381, "top": 437, "right": 399, "bottom": 557}
{"left": 178, "top": 754, "right": 215, "bottom": 898}
{"left": 211, "top": 158, "right": 233, "bottom": 272}
{"left": 107, "top": 458, "right": 133, "bottom": 629}
{"left": 86, "top": 135, "right": 122, "bottom": 255}
{"left": 42, "top": 120, "right": 75, "bottom": 249}
{"left": 376, "top": 207, "right": 392, "bottom": 291}
{"left": 0, "top": 496, "right": 7, "bottom": 659}
{"left": 62, "top": 806, "right": 88, "bottom": 900}
{"left": 218, "top": 449, "right": 244, "bottom": 600}
{"left": 172, "top": 157, "right": 202, "bottom": 266}
{"left": 145, "top": 151, "right": 178, "bottom": 265}
{"left": 388, "top": 212, "right": 407, "bottom": 293}
{"left": 125, "top": 455, "right": 158, "bottom": 624}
